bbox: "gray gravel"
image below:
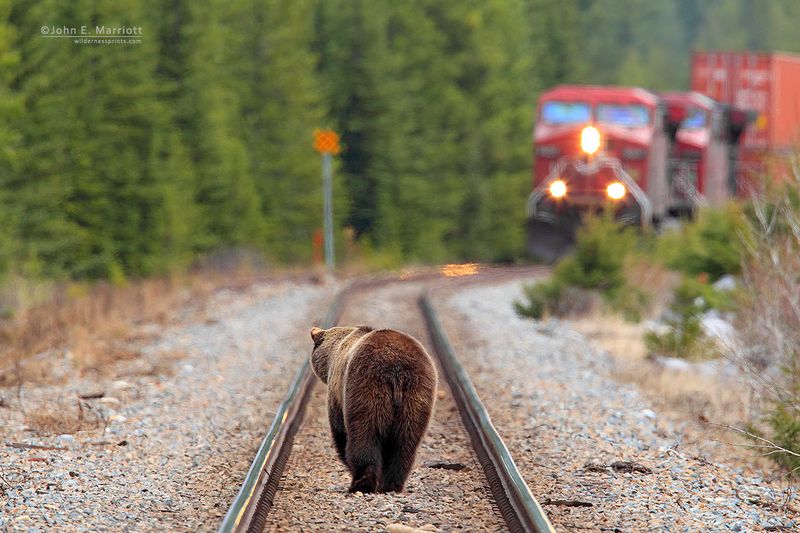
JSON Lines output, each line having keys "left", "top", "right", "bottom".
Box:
{"left": 265, "top": 281, "right": 506, "bottom": 532}
{"left": 437, "top": 278, "right": 799, "bottom": 532}
{"left": 0, "top": 281, "right": 335, "bottom": 532}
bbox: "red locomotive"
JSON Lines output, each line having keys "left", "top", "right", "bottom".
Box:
{"left": 527, "top": 51, "right": 799, "bottom": 261}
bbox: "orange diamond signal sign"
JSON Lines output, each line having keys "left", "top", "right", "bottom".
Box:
{"left": 314, "top": 129, "right": 340, "bottom": 154}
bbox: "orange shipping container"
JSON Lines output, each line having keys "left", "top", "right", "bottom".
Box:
{"left": 691, "top": 51, "right": 800, "bottom": 152}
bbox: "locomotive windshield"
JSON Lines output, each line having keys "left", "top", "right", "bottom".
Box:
{"left": 596, "top": 104, "right": 650, "bottom": 127}
{"left": 682, "top": 108, "right": 707, "bottom": 129}
{"left": 541, "top": 102, "right": 591, "bottom": 124}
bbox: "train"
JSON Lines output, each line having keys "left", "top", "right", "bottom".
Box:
{"left": 526, "top": 51, "right": 800, "bottom": 262}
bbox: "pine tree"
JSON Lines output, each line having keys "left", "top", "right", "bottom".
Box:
{"left": 315, "top": 0, "right": 394, "bottom": 240}
{"left": 526, "top": 0, "right": 580, "bottom": 89}
{"left": 10, "top": 0, "right": 100, "bottom": 277}
{"left": 10, "top": 0, "right": 200, "bottom": 278}
{"left": 577, "top": 0, "right": 685, "bottom": 89}
{"left": 239, "top": 0, "right": 328, "bottom": 262}
{"left": 178, "top": 0, "right": 266, "bottom": 252}
{"left": 0, "top": 0, "right": 21, "bottom": 276}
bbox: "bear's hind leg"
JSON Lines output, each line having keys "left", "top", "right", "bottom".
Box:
{"left": 379, "top": 424, "right": 425, "bottom": 493}
{"left": 343, "top": 364, "right": 392, "bottom": 493}
{"left": 346, "top": 435, "right": 382, "bottom": 493}
{"left": 328, "top": 400, "right": 348, "bottom": 465}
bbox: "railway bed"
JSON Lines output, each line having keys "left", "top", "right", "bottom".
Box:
{"left": 5, "top": 267, "right": 795, "bottom": 531}
{"left": 219, "top": 268, "right": 799, "bottom": 532}
{"left": 221, "top": 270, "right": 553, "bottom": 533}
{"left": 436, "top": 280, "right": 799, "bottom": 531}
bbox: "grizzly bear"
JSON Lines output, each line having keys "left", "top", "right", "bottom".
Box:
{"left": 309, "top": 325, "right": 437, "bottom": 493}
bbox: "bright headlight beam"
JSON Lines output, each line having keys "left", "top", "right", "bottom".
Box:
{"left": 549, "top": 179, "right": 567, "bottom": 198}
{"left": 580, "top": 126, "right": 601, "bottom": 155}
{"left": 606, "top": 181, "right": 626, "bottom": 200}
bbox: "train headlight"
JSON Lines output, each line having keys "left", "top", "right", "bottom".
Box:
{"left": 606, "top": 181, "right": 626, "bottom": 200}
{"left": 580, "top": 126, "right": 601, "bottom": 155}
{"left": 549, "top": 179, "right": 567, "bottom": 198}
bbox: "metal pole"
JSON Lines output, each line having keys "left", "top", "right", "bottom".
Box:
{"left": 322, "top": 152, "right": 335, "bottom": 270}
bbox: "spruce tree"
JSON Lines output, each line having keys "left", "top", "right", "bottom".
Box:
{"left": 10, "top": 0, "right": 200, "bottom": 278}
{"left": 178, "top": 0, "right": 266, "bottom": 252}
{"left": 239, "top": 0, "right": 328, "bottom": 262}
{"left": 0, "top": 0, "right": 21, "bottom": 276}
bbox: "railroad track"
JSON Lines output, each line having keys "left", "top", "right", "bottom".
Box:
{"left": 219, "top": 268, "right": 553, "bottom": 533}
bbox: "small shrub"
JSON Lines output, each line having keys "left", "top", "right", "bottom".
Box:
{"left": 644, "top": 275, "right": 724, "bottom": 360}
{"left": 515, "top": 211, "right": 647, "bottom": 320}
{"left": 513, "top": 279, "right": 596, "bottom": 319}
{"left": 607, "top": 284, "right": 650, "bottom": 322}
{"left": 513, "top": 279, "right": 564, "bottom": 319}
{"left": 736, "top": 169, "right": 800, "bottom": 472}
{"left": 644, "top": 314, "right": 716, "bottom": 361}
{"left": 554, "top": 211, "right": 637, "bottom": 292}
{"left": 647, "top": 206, "right": 746, "bottom": 360}
{"left": 768, "top": 403, "right": 800, "bottom": 472}
{"left": 657, "top": 204, "right": 750, "bottom": 281}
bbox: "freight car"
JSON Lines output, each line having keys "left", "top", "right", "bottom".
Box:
{"left": 691, "top": 51, "right": 800, "bottom": 185}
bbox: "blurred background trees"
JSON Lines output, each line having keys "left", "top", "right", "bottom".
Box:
{"left": 1, "top": 0, "right": 799, "bottom": 279}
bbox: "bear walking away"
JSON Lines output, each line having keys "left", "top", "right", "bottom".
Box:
{"left": 309, "top": 325, "right": 437, "bottom": 493}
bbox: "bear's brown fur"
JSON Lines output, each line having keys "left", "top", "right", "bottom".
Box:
{"left": 310, "top": 325, "right": 437, "bottom": 493}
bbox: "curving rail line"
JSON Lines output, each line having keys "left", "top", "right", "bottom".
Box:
{"left": 217, "top": 287, "right": 346, "bottom": 533}
{"left": 420, "top": 293, "right": 554, "bottom": 533}
{"left": 219, "top": 270, "right": 554, "bottom": 533}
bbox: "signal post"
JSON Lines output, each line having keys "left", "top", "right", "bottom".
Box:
{"left": 313, "top": 129, "right": 340, "bottom": 271}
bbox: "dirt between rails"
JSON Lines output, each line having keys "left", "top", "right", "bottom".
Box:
{"left": 264, "top": 280, "right": 507, "bottom": 532}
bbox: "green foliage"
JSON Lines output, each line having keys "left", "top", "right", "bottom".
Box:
{"left": 513, "top": 278, "right": 564, "bottom": 319}
{"left": 644, "top": 276, "right": 725, "bottom": 360}
{"left": 647, "top": 204, "right": 746, "bottom": 360}
{"left": 644, "top": 315, "right": 714, "bottom": 361}
{"left": 317, "top": 0, "right": 535, "bottom": 263}
{"left": 555, "top": 212, "right": 636, "bottom": 292}
{"left": 515, "top": 212, "right": 647, "bottom": 320}
{"left": 0, "top": 0, "right": 20, "bottom": 275}
{"left": 1, "top": 1, "right": 800, "bottom": 280}
{"left": 768, "top": 404, "right": 800, "bottom": 473}
{"left": 576, "top": 0, "right": 686, "bottom": 89}
{"left": 657, "top": 205, "right": 750, "bottom": 281}
{"left": 239, "top": 0, "right": 328, "bottom": 262}
{"left": 738, "top": 168, "right": 800, "bottom": 474}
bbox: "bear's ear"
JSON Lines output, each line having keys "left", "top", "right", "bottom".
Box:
{"left": 310, "top": 327, "right": 325, "bottom": 344}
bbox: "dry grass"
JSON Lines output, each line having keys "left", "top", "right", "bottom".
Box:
{"left": 569, "top": 311, "right": 781, "bottom": 474}
{"left": 0, "top": 260, "right": 302, "bottom": 387}
{"left": 729, "top": 168, "right": 800, "bottom": 471}
{"left": 570, "top": 312, "right": 649, "bottom": 362}
{"left": 24, "top": 405, "right": 85, "bottom": 435}
{"left": 568, "top": 256, "right": 754, "bottom": 432}
{"left": 0, "top": 276, "right": 189, "bottom": 386}
{"left": 623, "top": 255, "right": 679, "bottom": 316}
{"left": 572, "top": 304, "right": 753, "bottom": 421}
{"left": 22, "top": 398, "right": 108, "bottom": 435}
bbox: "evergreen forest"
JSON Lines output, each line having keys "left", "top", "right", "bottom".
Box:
{"left": 1, "top": 0, "right": 799, "bottom": 279}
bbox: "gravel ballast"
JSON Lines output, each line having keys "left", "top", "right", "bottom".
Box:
{"left": 437, "top": 278, "right": 799, "bottom": 531}
{"left": 265, "top": 281, "right": 506, "bottom": 532}
{"left": 0, "top": 281, "right": 335, "bottom": 532}
{"left": 5, "top": 271, "right": 795, "bottom": 532}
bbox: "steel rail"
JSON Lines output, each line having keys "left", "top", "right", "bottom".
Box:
{"left": 218, "top": 291, "right": 345, "bottom": 533}
{"left": 420, "top": 293, "right": 556, "bottom": 533}
{"left": 218, "top": 271, "right": 442, "bottom": 533}
{"left": 220, "top": 267, "right": 553, "bottom": 532}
